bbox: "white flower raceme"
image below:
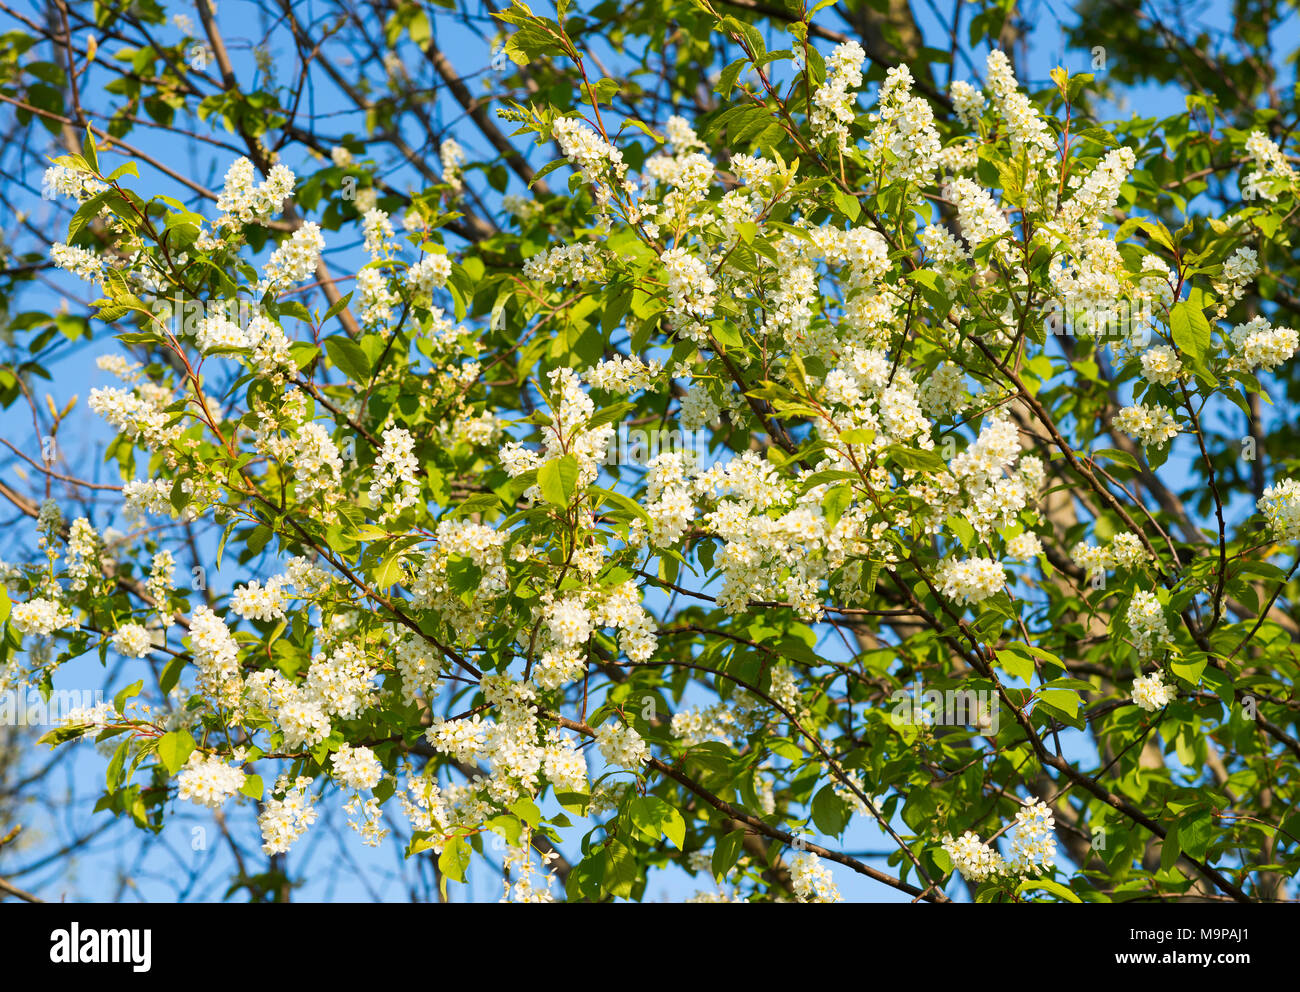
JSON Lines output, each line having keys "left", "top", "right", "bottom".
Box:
{"left": 947, "top": 177, "right": 1011, "bottom": 250}
{"left": 331, "top": 744, "right": 383, "bottom": 791}
{"left": 942, "top": 830, "right": 1004, "bottom": 882}
{"left": 61, "top": 702, "right": 118, "bottom": 730}
{"left": 1229, "top": 316, "right": 1298, "bottom": 372}
{"left": 542, "top": 730, "right": 589, "bottom": 794}
{"left": 51, "top": 242, "right": 104, "bottom": 282}
{"left": 595, "top": 722, "right": 649, "bottom": 770}
{"left": 64, "top": 517, "right": 100, "bottom": 591}
{"left": 949, "top": 80, "right": 986, "bottom": 128}
{"left": 865, "top": 64, "right": 941, "bottom": 188}
{"left": 1006, "top": 532, "right": 1043, "bottom": 560}
{"left": 936, "top": 556, "right": 1005, "bottom": 605}
{"left": 660, "top": 246, "right": 716, "bottom": 344}
{"left": 917, "top": 362, "right": 970, "bottom": 416}
{"left": 43, "top": 164, "right": 106, "bottom": 201}
{"left": 110, "top": 623, "right": 154, "bottom": 658}
{"left": 1217, "top": 245, "right": 1259, "bottom": 306}
{"left": 1048, "top": 146, "right": 1136, "bottom": 242}
{"left": 1113, "top": 403, "right": 1179, "bottom": 447}
{"left": 121, "top": 479, "right": 177, "bottom": 523}
{"left": 247, "top": 314, "right": 295, "bottom": 379}
{"left": 368, "top": 427, "right": 421, "bottom": 521}
{"left": 1126, "top": 591, "right": 1170, "bottom": 660}
{"left": 1006, "top": 798, "right": 1056, "bottom": 875}
{"left": 523, "top": 243, "right": 605, "bottom": 285}
{"left": 1131, "top": 670, "right": 1176, "bottom": 712}
{"left": 259, "top": 775, "right": 319, "bottom": 854}
{"left": 216, "top": 157, "right": 295, "bottom": 226}
{"left": 552, "top": 117, "right": 625, "bottom": 204}
{"left": 195, "top": 314, "right": 247, "bottom": 353}
{"left": 408, "top": 253, "right": 452, "bottom": 295}
{"left": 440, "top": 137, "right": 466, "bottom": 191}
{"left": 357, "top": 266, "right": 399, "bottom": 326}
{"left": 1222, "top": 245, "right": 1259, "bottom": 282}
{"left": 545, "top": 597, "right": 592, "bottom": 648}
{"left": 1073, "top": 533, "right": 1148, "bottom": 574}
{"left": 1258, "top": 478, "right": 1300, "bottom": 541}
{"left": 188, "top": 605, "right": 243, "bottom": 711}
{"left": 1139, "top": 345, "right": 1182, "bottom": 385}
{"left": 88, "top": 387, "right": 180, "bottom": 451}
{"left": 361, "top": 209, "right": 395, "bottom": 258}
{"left": 354, "top": 188, "right": 378, "bottom": 214}
{"left": 665, "top": 114, "right": 703, "bottom": 153}
{"left": 942, "top": 795, "right": 1055, "bottom": 884}
{"left": 230, "top": 577, "right": 289, "bottom": 622}
{"left": 809, "top": 41, "right": 865, "bottom": 151}
{"left": 11, "top": 597, "right": 74, "bottom": 637}
{"left": 177, "top": 752, "right": 246, "bottom": 808}
{"left": 983, "top": 50, "right": 1055, "bottom": 162}
{"left": 262, "top": 222, "right": 324, "bottom": 287}
{"left": 1241, "top": 129, "right": 1298, "bottom": 202}
{"left": 584, "top": 355, "right": 663, "bottom": 394}
{"left": 789, "top": 851, "right": 842, "bottom": 902}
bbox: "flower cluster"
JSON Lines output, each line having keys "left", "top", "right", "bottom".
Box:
{"left": 1126, "top": 591, "right": 1170, "bottom": 660}
{"left": 1113, "top": 403, "right": 1180, "bottom": 448}
{"left": 595, "top": 722, "right": 650, "bottom": 771}
{"left": 809, "top": 41, "right": 865, "bottom": 151}
{"left": 1258, "top": 478, "right": 1300, "bottom": 541}
{"left": 936, "top": 557, "right": 1005, "bottom": 605}
{"left": 789, "top": 851, "right": 842, "bottom": 902}
{"left": 177, "top": 752, "right": 247, "bottom": 808}
{"left": 942, "top": 796, "right": 1056, "bottom": 883}
{"left": 1131, "top": 670, "right": 1176, "bottom": 712}
{"left": 331, "top": 744, "right": 384, "bottom": 791}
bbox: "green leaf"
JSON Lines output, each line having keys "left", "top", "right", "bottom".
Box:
{"left": 1017, "top": 878, "right": 1082, "bottom": 903}
{"left": 509, "top": 797, "right": 542, "bottom": 827}
{"left": 538, "top": 454, "right": 580, "bottom": 508}
{"left": 82, "top": 126, "right": 100, "bottom": 174}
{"left": 832, "top": 189, "right": 860, "bottom": 221}
{"left": 712, "top": 828, "right": 746, "bottom": 881}
{"left": 324, "top": 292, "right": 354, "bottom": 323}
{"left": 113, "top": 679, "right": 143, "bottom": 714}
{"left": 1169, "top": 301, "right": 1211, "bottom": 367}
{"left": 439, "top": 836, "right": 472, "bottom": 883}
{"left": 811, "top": 784, "right": 848, "bottom": 836}
{"left": 323, "top": 335, "right": 372, "bottom": 382}
{"left": 996, "top": 648, "right": 1037, "bottom": 683}
{"left": 603, "top": 839, "right": 639, "bottom": 898}
{"left": 1036, "top": 687, "right": 1081, "bottom": 716}
{"left": 157, "top": 729, "right": 196, "bottom": 774}
{"left": 106, "top": 739, "right": 130, "bottom": 791}
{"left": 629, "top": 796, "right": 686, "bottom": 849}
{"left": 159, "top": 656, "right": 186, "bottom": 696}
{"left": 240, "top": 774, "right": 264, "bottom": 800}
{"left": 486, "top": 814, "right": 523, "bottom": 847}
{"left": 886, "top": 445, "right": 947, "bottom": 474}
